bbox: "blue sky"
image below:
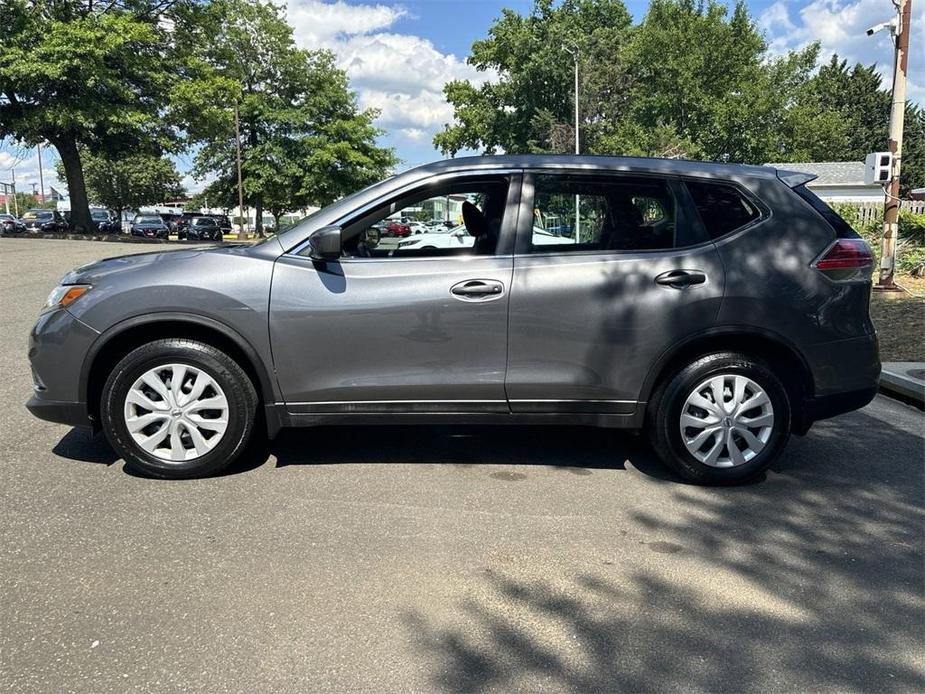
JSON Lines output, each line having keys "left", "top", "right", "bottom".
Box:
{"left": 2, "top": 0, "right": 922, "bottom": 197}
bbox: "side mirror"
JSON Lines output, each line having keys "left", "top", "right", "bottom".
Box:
{"left": 308, "top": 225, "right": 342, "bottom": 261}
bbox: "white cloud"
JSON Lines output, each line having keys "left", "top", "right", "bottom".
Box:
{"left": 760, "top": 0, "right": 924, "bottom": 104}
{"left": 0, "top": 145, "right": 63, "bottom": 197}
{"left": 288, "top": 0, "right": 405, "bottom": 47}
{"left": 285, "top": 1, "right": 492, "bottom": 162}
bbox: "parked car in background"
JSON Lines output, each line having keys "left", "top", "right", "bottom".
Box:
{"left": 210, "top": 214, "right": 232, "bottom": 234}
{"left": 90, "top": 208, "right": 120, "bottom": 234}
{"left": 159, "top": 213, "right": 183, "bottom": 234}
{"left": 130, "top": 214, "right": 169, "bottom": 239}
{"left": 21, "top": 209, "right": 67, "bottom": 233}
{"left": 385, "top": 220, "right": 411, "bottom": 237}
{"left": 0, "top": 213, "right": 26, "bottom": 234}
{"left": 397, "top": 226, "right": 474, "bottom": 250}
{"left": 185, "top": 216, "right": 223, "bottom": 241}
{"left": 26, "top": 155, "right": 880, "bottom": 483}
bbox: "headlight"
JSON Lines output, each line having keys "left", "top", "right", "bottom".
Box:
{"left": 42, "top": 285, "right": 91, "bottom": 314}
{"left": 398, "top": 240, "right": 420, "bottom": 248}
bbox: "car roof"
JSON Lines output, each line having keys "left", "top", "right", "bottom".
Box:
{"left": 410, "top": 154, "right": 779, "bottom": 180}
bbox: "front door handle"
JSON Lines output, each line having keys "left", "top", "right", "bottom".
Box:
{"left": 654, "top": 269, "right": 707, "bottom": 289}
{"left": 450, "top": 279, "right": 505, "bottom": 300}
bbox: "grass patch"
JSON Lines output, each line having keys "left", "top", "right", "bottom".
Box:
{"left": 870, "top": 274, "right": 925, "bottom": 362}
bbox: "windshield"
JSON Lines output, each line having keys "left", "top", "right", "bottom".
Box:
{"left": 23, "top": 210, "right": 51, "bottom": 220}
{"left": 0, "top": 214, "right": 13, "bottom": 221}
{"left": 193, "top": 218, "right": 216, "bottom": 225}
{"left": 91, "top": 210, "right": 109, "bottom": 221}
{"left": 135, "top": 216, "right": 162, "bottom": 224}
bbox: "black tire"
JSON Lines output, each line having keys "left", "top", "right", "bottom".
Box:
{"left": 100, "top": 339, "right": 258, "bottom": 479}
{"left": 647, "top": 352, "right": 791, "bottom": 485}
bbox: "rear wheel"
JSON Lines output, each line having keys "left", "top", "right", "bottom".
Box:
{"left": 100, "top": 339, "right": 258, "bottom": 479}
{"left": 647, "top": 352, "right": 791, "bottom": 484}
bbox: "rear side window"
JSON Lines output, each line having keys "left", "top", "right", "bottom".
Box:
{"left": 686, "top": 181, "right": 760, "bottom": 239}
{"left": 792, "top": 184, "right": 859, "bottom": 238}
{"left": 530, "top": 174, "right": 678, "bottom": 253}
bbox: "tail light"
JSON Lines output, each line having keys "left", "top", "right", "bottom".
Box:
{"left": 812, "top": 239, "right": 873, "bottom": 281}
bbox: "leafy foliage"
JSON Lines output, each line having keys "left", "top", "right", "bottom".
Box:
{"left": 0, "top": 1, "right": 180, "bottom": 230}
{"left": 174, "top": 0, "right": 396, "bottom": 232}
{"left": 55, "top": 148, "right": 183, "bottom": 218}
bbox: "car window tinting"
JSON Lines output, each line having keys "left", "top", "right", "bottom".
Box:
{"left": 529, "top": 175, "right": 677, "bottom": 253}
{"left": 685, "top": 181, "right": 760, "bottom": 239}
{"left": 792, "top": 184, "right": 859, "bottom": 239}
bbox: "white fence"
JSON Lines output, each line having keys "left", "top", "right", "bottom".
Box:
{"left": 840, "top": 200, "right": 925, "bottom": 225}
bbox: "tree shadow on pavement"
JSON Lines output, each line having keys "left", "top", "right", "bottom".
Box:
{"left": 399, "top": 408, "right": 925, "bottom": 693}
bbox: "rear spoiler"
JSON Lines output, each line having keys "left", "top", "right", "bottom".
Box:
{"left": 775, "top": 169, "right": 818, "bottom": 188}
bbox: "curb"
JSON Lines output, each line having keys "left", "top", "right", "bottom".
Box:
{"left": 879, "top": 362, "right": 925, "bottom": 407}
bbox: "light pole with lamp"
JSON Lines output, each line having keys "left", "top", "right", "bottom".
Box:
{"left": 563, "top": 42, "right": 580, "bottom": 243}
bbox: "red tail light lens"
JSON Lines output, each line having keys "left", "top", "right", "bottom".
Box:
{"left": 814, "top": 239, "right": 873, "bottom": 277}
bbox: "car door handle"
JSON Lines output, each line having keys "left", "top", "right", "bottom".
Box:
{"left": 450, "top": 279, "right": 505, "bottom": 300}
{"left": 654, "top": 270, "right": 707, "bottom": 288}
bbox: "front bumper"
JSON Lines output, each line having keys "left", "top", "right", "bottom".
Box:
{"left": 25, "top": 308, "right": 98, "bottom": 428}
{"left": 25, "top": 396, "right": 90, "bottom": 428}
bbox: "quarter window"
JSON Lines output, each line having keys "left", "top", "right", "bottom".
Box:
{"left": 686, "top": 181, "right": 760, "bottom": 239}
{"left": 529, "top": 175, "right": 678, "bottom": 253}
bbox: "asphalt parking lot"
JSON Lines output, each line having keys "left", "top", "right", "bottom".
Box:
{"left": 1, "top": 238, "right": 923, "bottom": 693}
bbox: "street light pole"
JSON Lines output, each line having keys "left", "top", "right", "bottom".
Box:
{"left": 234, "top": 99, "right": 247, "bottom": 241}
{"left": 11, "top": 167, "right": 18, "bottom": 217}
{"left": 564, "top": 42, "right": 580, "bottom": 243}
{"left": 875, "top": 0, "right": 912, "bottom": 291}
{"left": 37, "top": 143, "right": 45, "bottom": 205}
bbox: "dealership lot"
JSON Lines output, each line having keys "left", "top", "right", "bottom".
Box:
{"left": 1, "top": 238, "right": 923, "bottom": 692}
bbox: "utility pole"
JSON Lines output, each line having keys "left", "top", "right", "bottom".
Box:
{"left": 234, "top": 99, "right": 247, "bottom": 241}
{"left": 11, "top": 167, "right": 18, "bottom": 217}
{"left": 875, "top": 0, "right": 912, "bottom": 291}
{"left": 564, "top": 42, "right": 580, "bottom": 243}
{"left": 37, "top": 143, "right": 45, "bottom": 205}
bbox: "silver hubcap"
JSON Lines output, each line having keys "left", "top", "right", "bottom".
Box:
{"left": 123, "top": 364, "right": 229, "bottom": 462}
{"left": 679, "top": 374, "right": 774, "bottom": 468}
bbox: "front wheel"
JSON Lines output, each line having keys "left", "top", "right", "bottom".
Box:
{"left": 647, "top": 352, "right": 791, "bottom": 485}
{"left": 100, "top": 339, "right": 258, "bottom": 479}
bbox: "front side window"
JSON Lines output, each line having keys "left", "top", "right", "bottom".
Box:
{"left": 529, "top": 175, "right": 678, "bottom": 253}
{"left": 335, "top": 176, "right": 511, "bottom": 259}
{"left": 686, "top": 180, "right": 760, "bottom": 239}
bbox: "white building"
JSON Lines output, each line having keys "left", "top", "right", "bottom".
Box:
{"left": 765, "top": 161, "right": 883, "bottom": 203}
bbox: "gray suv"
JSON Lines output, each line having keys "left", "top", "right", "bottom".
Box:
{"left": 26, "top": 156, "right": 880, "bottom": 483}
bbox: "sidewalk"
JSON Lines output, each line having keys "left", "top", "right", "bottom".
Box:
{"left": 880, "top": 362, "right": 925, "bottom": 406}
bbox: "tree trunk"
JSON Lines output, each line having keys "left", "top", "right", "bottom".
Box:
{"left": 54, "top": 134, "right": 92, "bottom": 233}
{"left": 255, "top": 194, "right": 264, "bottom": 236}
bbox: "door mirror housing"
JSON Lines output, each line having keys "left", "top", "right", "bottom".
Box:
{"left": 308, "top": 225, "right": 342, "bottom": 261}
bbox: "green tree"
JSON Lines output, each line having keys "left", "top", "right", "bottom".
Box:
{"left": 55, "top": 149, "right": 184, "bottom": 222}
{"left": 435, "top": 0, "right": 633, "bottom": 156}
{"left": 0, "top": 1, "right": 179, "bottom": 232}
{"left": 436, "top": 0, "right": 841, "bottom": 164}
{"left": 174, "top": 0, "right": 395, "bottom": 235}
{"left": 6, "top": 191, "right": 55, "bottom": 214}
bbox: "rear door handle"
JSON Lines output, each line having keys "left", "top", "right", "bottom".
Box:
{"left": 450, "top": 279, "right": 505, "bottom": 300}
{"left": 654, "top": 270, "right": 707, "bottom": 288}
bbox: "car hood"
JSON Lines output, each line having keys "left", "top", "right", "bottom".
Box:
{"left": 61, "top": 248, "right": 216, "bottom": 285}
